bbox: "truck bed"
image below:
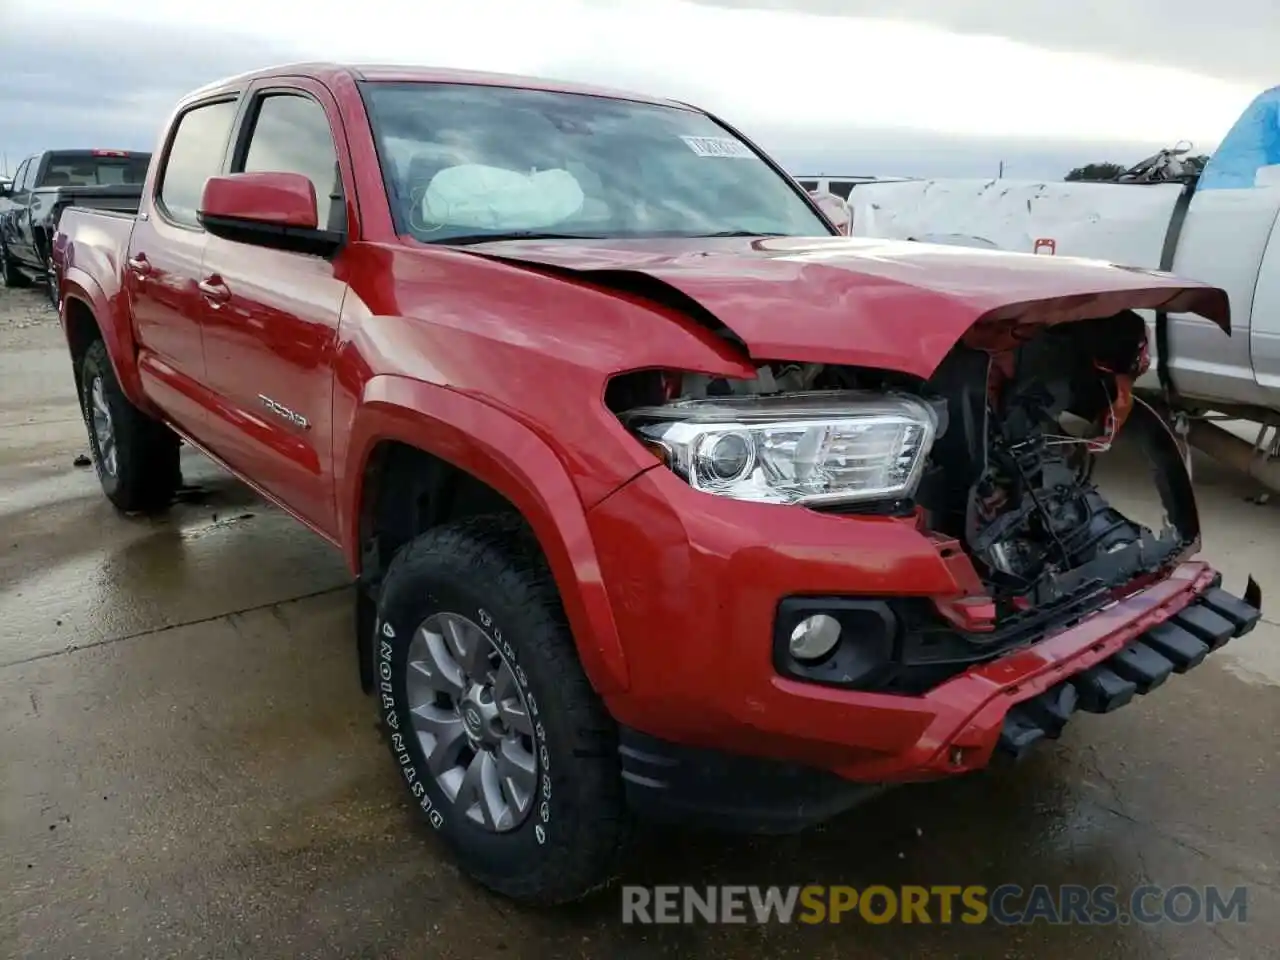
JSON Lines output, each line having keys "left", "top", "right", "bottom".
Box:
{"left": 62, "top": 206, "right": 138, "bottom": 220}
{"left": 51, "top": 205, "right": 138, "bottom": 306}
{"left": 54, "top": 186, "right": 142, "bottom": 217}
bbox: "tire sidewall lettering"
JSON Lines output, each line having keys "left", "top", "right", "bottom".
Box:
{"left": 378, "top": 600, "right": 553, "bottom": 845}
{"left": 380, "top": 624, "right": 437, "bottom": 826}
{"left": 476, "top": 606, "right": 551, "bottom": 846}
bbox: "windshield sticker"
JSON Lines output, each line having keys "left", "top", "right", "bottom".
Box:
{"left": 680, "top": 135, "right": 753, "bottom": 158}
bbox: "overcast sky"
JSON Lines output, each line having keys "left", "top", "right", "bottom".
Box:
{"left": 0, "top": 0, "right": 1270, "bottom": 180}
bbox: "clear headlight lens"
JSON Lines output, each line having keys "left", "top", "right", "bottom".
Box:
{"left": 626, "top": 390, "right": 938, "bottom": 505}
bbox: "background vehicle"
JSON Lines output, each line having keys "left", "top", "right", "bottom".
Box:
{"left": 53, "top": 62, "right": 1260, "bottom": 906}
{"left": 793, "top": 174, "right": 913, "bottom": 199}
{"left": 0, "top": 149, "right": 149, "bottom": 303}
{"left": 846, "top": 85, "right": 1280, "bottom": 491}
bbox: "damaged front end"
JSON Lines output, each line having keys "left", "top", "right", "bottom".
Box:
{"left": 918, "top": 311, "right": 1197, "bottom": 631}
{"left": 611, "top": 309, "right": 1246, "bottom": 694}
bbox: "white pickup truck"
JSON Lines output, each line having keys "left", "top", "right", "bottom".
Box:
{"left": 846, "top": 85, "right": 1280, "bottom": 487}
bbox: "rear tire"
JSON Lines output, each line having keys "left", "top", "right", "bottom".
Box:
{"left": 45, "top": 256, "right": 58, "bottom": 308}
{"left": 374, "top": 515, "right": 632, "bottom": 904}
{"left": 79, "top": 339, "right": 180, "bottom": 513}
{"left": 0, "top": 243, "right": 29, "bottom": 288}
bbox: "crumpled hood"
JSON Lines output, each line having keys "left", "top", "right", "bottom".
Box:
{"left": 461, "top": 235, "right": 1229, "bottom": 380}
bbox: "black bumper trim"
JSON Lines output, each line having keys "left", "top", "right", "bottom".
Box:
{"left": 1143, "top": 621, "right": 1210, "bottom": 672}
{"left": 617, "top": 728, "right": 886, "bottom": 834}
{"left": 1109, "top": 640, "right": 1175, "bottom": 693}
{"left": 1171, "top": 604, "right": 1236, "bottom": 650}
{"left": 1020, "top": 681, "right": 1079, "bottom": 736}
{"left": 998, "top": 580, "right": 1260, "bottom": 759}
{"left": 1199, "top": 586, "right": 1262, "bottom": 636}
{"left": 1073, "top": 664, "right": 1137, "bottom": 714}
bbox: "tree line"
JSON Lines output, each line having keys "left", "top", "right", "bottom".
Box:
{"left": 1064, "top": 155, "right": 1210, "bottom": 181}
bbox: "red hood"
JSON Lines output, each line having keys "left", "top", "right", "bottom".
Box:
{"left": 460, "top": 235, "right": 1229, "bottom": 379}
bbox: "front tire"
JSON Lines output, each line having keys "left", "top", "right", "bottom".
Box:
{"left": 0, "top": 243, "right": 29, "bottom": 288}
{"left": 79, "top": 339, "right": 180, "bottom": 513}
{"left": 45, "top": 256, "right": 58, "bottom": 308}
{"left": 374, "top": 515, "right": 631, "bottom": 904}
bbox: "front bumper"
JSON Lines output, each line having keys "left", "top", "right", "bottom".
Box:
{"left": 615, "top": 571, "right": 1260, "bottom": 832}
{"left": 993, "top": 578, "right": 1260, "bottom": 758}
{"left": 587, "top": 467, "right": 1262, "bottom": 818}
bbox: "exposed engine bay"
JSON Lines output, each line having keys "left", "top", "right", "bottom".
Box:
{"left": 917, "top": 311, "right": 1193, "bottom": 617}
{"left": 614, "top": 310, "right": 1195, "bottom": 625}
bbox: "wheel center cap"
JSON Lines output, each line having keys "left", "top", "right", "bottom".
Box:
{"left": 461, "top": 702, "right": 484, "bottom": 737}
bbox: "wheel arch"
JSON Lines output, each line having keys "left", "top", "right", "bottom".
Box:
{"left": 343, "top": 375, "right": 630, "bottom": 698}
{"left": 60, "top": 271, "right": 153, "bottom": 414}
{"left": 62, "top": 293, "right": 104, "bottom": 401}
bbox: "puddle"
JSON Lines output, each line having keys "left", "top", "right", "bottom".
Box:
{"left": 178, "top": 513, "right": 257, "bottom": 542}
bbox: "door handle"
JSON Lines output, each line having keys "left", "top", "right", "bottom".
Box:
{"left": 198, "top": 275, "right": 231, "bottom": 305}
{"left": 126, "top": 254, "right": 150, "bottom": 276}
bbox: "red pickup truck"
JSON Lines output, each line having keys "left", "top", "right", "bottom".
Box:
{"left": 53, "top": 62, "right": 1261, "bottom": 904}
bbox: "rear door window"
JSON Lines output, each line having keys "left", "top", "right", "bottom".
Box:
{"left": 157, "top": 99, "right": 239, "bottom": 227}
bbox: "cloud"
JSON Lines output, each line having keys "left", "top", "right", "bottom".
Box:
{"left": 758, "top": 124, "right": 1179, "bottom": 180}
{"left": 684, "top": 0, "right": 1280, "bottom": 88}
{"left": 0, "top": 0, "right": 1263, "bottom": 181}
{"left": 0, "top": 15, "right": 293, "bottom": 166}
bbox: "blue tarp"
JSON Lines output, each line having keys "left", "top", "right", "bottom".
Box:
{"left": 1199, "top": 86, "right": 1280, "bottom": 190}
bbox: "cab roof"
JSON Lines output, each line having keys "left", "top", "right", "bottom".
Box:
{"left": 181, "top": 61, "right": 692, "bottom": 111}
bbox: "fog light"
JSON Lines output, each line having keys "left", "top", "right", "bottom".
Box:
{"left": 788, "top": 613, "right": 842, "bottom": 662}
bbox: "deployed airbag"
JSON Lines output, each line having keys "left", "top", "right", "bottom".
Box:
{"left": 423, "top": 164, "right": 585, "bottom": 230}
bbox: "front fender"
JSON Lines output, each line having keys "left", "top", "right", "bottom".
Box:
{"left": 340, "top": 375, "right": 630, "bottom": 695}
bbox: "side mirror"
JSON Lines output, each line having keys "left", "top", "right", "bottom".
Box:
{"left": 198, "top": 172, "right": 342, "bottom": 256}
{"left": 809, "top": 190, "right": 852, "bottom": 235}
{"left": 0, "top": 183, "right": 12, "bottom": 199}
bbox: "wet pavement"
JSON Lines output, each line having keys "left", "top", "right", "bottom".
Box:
{"left": 1, "top": 285, "right": 1276, "bottom": 959}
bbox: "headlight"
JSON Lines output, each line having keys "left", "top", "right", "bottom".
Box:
{"left": 624, "top": 390, "right": 938, "bottom": 505}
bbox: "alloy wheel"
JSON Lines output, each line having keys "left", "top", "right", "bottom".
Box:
{"left": 404, "top": 611, "right": 538, "bottom": 832}
{"left": 89, "top": 375, "right": 117, "bottom": 477}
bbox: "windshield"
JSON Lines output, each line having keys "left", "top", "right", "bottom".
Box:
{"left": 361, "top": 81, "right": 831, "bottom": 243}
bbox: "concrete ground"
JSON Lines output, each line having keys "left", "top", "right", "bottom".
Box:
{"left": 1, "top": 284, "right": 1276, "bottom": 960}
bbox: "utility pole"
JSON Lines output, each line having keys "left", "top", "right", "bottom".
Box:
{"left": 998, "top": 160, "right": 1004, "bottom": 178}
